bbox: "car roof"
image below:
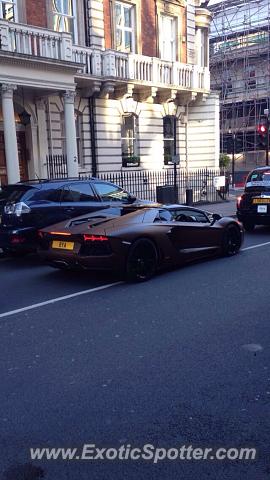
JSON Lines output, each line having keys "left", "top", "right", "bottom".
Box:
{"left": 249, "top": 166, "right": 270, "bottom": 172}
{"left": 14, "top": 177, "right": 117, "bottom": 189}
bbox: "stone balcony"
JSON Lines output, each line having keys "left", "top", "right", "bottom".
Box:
{"left": 0, "top": 20, "right": 210, "bottom": 99}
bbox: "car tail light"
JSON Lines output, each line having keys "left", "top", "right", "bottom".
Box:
{"left": 48, "top": 231, "right": 71, "bottom": 236}
{"left": 38, "top": 231, "right": 44, "bottom": 239}
{"left": 83, "top": 234, "right": 108, "bottom": 242}
{"left": 11, "top": 235, "right": 26, "bottom": 244}
{"left": 237, "top": 196, "right": 243, "bottom": 208}
{"left": 4, "top": 202, "right": 31, "bottom": 217}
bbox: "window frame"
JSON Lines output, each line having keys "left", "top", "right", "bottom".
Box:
{"left": 246, "top": 67, "right": 257, "bottom": 91}
{"left": 160, "top": 14, "right": 177, "bottom": 62}
{"left": 50, "top": 0, "right": 78, "bottom": 44}
{"left": 121, "top": 114, "right": 140, "bottom": 168}
{"left": 163, "top": 115, "right": 177, "bottom": 165}
{"left": 0, "top": 0, "right": 17, "bottom": 21}
{"left": 112, "top": 0, "right": 137, "bottom": 53}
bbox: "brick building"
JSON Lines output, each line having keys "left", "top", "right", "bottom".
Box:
{"left": 0, "top": 0, "right": 218, "bottom": 184}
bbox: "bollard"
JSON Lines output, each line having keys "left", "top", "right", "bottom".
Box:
{"left": 186, "top": 188, "right": 193, "bottom": 206}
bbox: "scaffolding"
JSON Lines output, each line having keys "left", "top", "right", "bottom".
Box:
{"left": 209, "top": 0, "right": 270, "bottom": 183}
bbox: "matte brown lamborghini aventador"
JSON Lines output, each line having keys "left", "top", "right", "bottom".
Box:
{"left": 38, "top": 205, "right": 244, "bottom": 281}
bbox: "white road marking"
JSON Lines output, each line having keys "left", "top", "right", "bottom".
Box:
{"left": 242, "top": 344, "right": 263, "bottom": 353}
{"left": 242, "top": 241, "right": 270, "bottom": 252}
{"left": 1, "top": 240, "right": 270, "bottom": 319}
{"left": 0, "top": 282, "right": 123, "bottom": 319}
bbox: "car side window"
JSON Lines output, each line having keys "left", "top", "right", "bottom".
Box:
{"left": 173, "top": 209, "right": 209, "bottom": 223}
{"left": 154, "top": 209, "right": 173, "bottom": 222}
{"left": 22, "top": 188, "right": 63, "bottom": 202}
{"left": 61, "top": 183, "right": 96, "bottom": 202}
{"left": 94, "top": 182, "right": 130, "bottom": 202}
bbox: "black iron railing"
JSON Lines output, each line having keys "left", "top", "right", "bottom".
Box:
{"left": 45, "top": 154, "right": 228, "bottom": 203}
{"left": 46, "top": 154, "right": 67, "bottom": 179}
{"left": 80, "top": 168, "right": 229, "bottom": 204}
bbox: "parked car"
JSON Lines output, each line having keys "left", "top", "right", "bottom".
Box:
{"left": 38, "top": 205, "right": 244, "bottom": 281}
{"left": 237, "top": 166, "right": 270, "bottom": 231}
{"left": 0, "top": 178, "right": 149, "bottom": 255}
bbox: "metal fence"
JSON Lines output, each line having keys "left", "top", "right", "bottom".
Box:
{"left": 46, "top": 154, "right": 67, "bottom": 179}
{"left": 81, "top": 168, "right": 229, "bottom": 204}
{"left": 46, "top": 155, "right": 228, "bottom": 204}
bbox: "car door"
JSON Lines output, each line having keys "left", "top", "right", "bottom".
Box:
{"left": 168, "top": 208, "right": 220, "bottom": 260}
{"left": 27, "top": 186, "right": 66, "bottom": 228}
{"left": 60, "top": 182, "right": 103, "bottom": 219}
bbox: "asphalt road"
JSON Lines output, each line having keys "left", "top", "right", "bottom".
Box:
{"left": 1, "top": 227, "right": 270, "bottom": 479}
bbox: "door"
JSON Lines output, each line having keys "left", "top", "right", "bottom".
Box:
{"left": 168, "top": 209, "right": 220, "bottom": 260}
{"left": 60, "top": 182, "right": 103, "bottom": 219}
{"left": 17, "top": 132, "right": 28, "bottom": 181}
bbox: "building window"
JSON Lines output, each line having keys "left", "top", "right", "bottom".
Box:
{"left": 222, "top": 70, "right": 233, "bottom": 97}
{"left": 51, "top": 0, "right": 77, "bottom": 43}
{"left": 200, "top": 29, "right": 208, "bottom": 67}
{"left": 114, "top": 1, "right": 136, "bottom": 53}
{"left": 197, "top": 28, "right": 208, "bottom": 67}
{"left": 0, "top": 0, "right": 17, "bottom": 21}
{"left": 121, "top": 114, "right": 140, "bottom": 167}
{"left": 246, "top": 69, "right": 256, "bottom": 90}
{"left": 160, "top": 15, "right": 176, "bottom": 61}
{"left": 163, "top": 116, "right": 176, "bottom": 164}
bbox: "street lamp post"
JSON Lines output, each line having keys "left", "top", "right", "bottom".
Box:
{"left": 232, "top": 132, "right": 236, "bottom": 187}
{"left": 228, "top": 129, "right": 236, "bottom": 187}
{"left": 264, "top": 109, "right": 269, "bottom": 166}
{"left": 266, "top": 120, "right": 269, "bottom": 167}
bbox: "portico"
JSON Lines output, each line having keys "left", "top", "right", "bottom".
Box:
{"left": 0, "top": 40, "right": 80, "bottom": 184}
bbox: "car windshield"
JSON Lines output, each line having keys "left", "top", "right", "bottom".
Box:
{"left": 245, "top": 170, "right": 270, "bottom": 192}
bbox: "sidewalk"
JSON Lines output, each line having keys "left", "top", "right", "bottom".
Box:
{"left": 200, "top": 190, "right": 242, "bottom": 217}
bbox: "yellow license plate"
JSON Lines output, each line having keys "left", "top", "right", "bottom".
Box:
{"left": 253, "top": 198, "right": 270, "bottom": 204}
{"left": 52, "top": 240, "right": 74, "bottom": 250}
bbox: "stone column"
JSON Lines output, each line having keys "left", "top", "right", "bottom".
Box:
{"left": 63, "top": 91, "right": 78, "bottom": 178}
{"left": 36, "top": 98, "right": 49, "bottom": 178}
{"left": 1, "top": 84, "right": 20, "bottom": 184}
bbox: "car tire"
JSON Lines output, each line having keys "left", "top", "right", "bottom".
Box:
{"left": 222, "top": 225, "right": 242, "bottom": 256}
{"left": 126, "top": 238, "right": 158, "bottom": 282}
{"left": 243, "top": 221, "right": 255, "bottom": 232}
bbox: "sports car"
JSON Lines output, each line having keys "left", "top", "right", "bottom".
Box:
{"left": 38, "top": 205, "right": 244, "bottom": 281}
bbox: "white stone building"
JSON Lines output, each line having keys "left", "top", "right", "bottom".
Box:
{"left": 0, "top": 0, "right": 219, "bottom": 185}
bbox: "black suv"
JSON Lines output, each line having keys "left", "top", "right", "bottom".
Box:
{"left": 0, "top": 178, "right": 139, "bottom": 253}
{"left": 237, "top": 166, "right": 270, "bottom": 231}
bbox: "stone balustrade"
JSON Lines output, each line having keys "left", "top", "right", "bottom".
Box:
{"left": 0, "top": 20, "right": 210, "bottom": 91}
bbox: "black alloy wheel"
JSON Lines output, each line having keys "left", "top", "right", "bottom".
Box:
{"left": 222, "top": 225, "right": 242, "bottom": 256}
{"left": 126, "top": 238, "right": 158, "bottom": 282}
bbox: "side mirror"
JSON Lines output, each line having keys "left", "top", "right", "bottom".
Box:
{"left": 211, "top": 213, "right": 222, "bottom": 225}
{"left": 127, "top": 193, "right": 136, "bottom": 203}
